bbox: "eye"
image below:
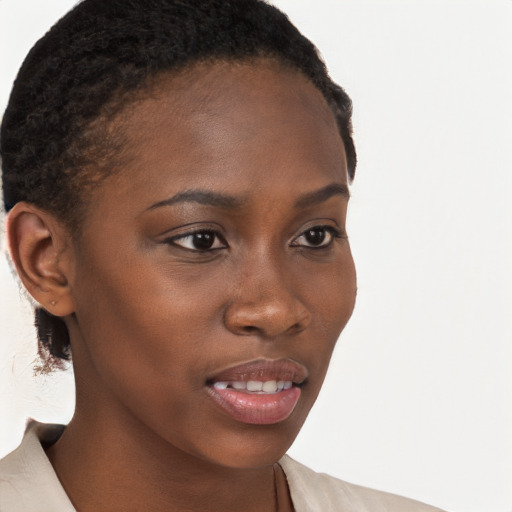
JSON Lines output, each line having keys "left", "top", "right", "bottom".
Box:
{"left": 291, "top": 226, "right": 341, "bottom": 248}
{"left": 168, "top": 230, "right": 227, "bottom": 251}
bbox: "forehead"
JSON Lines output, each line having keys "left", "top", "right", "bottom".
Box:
{"left": 99, "top": 59, "right": 347, "bottom": 209}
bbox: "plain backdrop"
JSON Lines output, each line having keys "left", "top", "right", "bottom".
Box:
{"left": 1, "top": 1, "right": 511, "bottom": 511}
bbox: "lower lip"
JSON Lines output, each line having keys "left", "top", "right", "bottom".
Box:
{"left": 207, "top": 386, "right": 301, "bottom": 425}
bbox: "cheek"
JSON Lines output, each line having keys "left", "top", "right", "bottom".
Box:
{"left": 66, "top": 240, "right": 356, "bottom": 464}
{"left": 295, "top": 251, "right": 357, "bottom": 380}
{"left": 71, "top": 260, "right": 215, "bottom": 370}
{"left": 306, "top": 251, "right": 357, "bottom": 332}
{"left": 69, "top": 259, "right": 225, "bottom": 447}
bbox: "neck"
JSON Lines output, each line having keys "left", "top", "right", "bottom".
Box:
{"left": 47, "top": 404, "right": 277, "bottom": 512}
{"left": 45, "top": 337, "right": 279, "bottom": 512}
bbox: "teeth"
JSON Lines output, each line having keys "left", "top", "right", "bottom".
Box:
{"left": 213, "top": 380, "right": 293, "bottom": 393}
{"left": 262, "top": 380, "right": 277, "bottom": 393}
{"left": 247, "top": 380, "right": 263, "bottom": 392}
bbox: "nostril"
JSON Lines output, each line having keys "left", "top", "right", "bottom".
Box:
{"left": 290, "top": 322, "right": 301, "bottom": 332}
{"left": 224, "top": 301, "right": 312, "bottom": 338}
{"left": 240, "top": 322, "right": 304, "bottom": 336}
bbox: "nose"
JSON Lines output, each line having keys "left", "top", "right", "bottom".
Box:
{"left": 224, "top": 260, "right": 312, "bottom": 339}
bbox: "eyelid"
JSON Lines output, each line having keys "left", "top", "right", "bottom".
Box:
{"left": 290, "top": 224, "right": 344, "bottom": 249}
{"left": 163, "top": 228, "right": 228, "bottom": 252}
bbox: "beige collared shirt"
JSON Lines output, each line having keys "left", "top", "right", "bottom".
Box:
{"left": 0, "top": 422, "right": 446, "bottom": 511}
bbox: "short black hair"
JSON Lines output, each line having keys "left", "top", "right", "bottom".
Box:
{"left": 1, "top": 0, "right": 356, "bottom": 367}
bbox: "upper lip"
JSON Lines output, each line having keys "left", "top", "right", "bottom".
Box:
{"left": 207, "top": 358, "right": 308, "bottom": 385}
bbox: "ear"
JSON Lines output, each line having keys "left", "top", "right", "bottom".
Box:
{"left": 6, "top": 202, "right": 75, "bottom": 317}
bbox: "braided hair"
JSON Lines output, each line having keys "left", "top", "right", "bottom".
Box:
{"left": 1, "top": 0, "right": 356, "bottom": 368}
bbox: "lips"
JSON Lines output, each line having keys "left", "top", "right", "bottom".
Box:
{"left": 206, "top": 359, "right": 307, "bottom": 425}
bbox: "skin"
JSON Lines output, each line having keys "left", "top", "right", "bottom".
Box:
{"left": 7, "top": 59, "right": 356, "bottom": 511}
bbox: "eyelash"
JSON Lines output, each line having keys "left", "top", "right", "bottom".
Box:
{"left": 290, "top": 226, "right": 343, "bottom": 249}
{"left": 166, "top": 230, "right": 228, "bottom": 251}
{"left": 166, "top": 225, "right": 343, "bottom": 252}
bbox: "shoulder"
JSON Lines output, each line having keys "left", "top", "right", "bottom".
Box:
{"left": 279, "top": 455, "right": 447, "bottom": 512}
{"left": 0, "top": 421, "right": 75, "bottom": 512}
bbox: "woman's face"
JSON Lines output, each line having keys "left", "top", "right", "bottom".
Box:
{"left": 65, "top": 60, "right": 356, "bottom": 468}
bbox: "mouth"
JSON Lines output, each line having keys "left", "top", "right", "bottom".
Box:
{"left": 206, "top": 359, "right": 308, "bottom": 425}
{"left": 212, "top": 380, "right": 294, "bottom": 393}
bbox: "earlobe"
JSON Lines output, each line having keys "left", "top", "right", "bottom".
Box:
{"left": 6, "top": 202, "right": 75, "bottom": 317}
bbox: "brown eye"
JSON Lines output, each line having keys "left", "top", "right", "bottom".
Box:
{"left": 304, "top": 228, "right": 326, "bottom": 246}
{"left": 171, "top": 230, "right": 227, "bottom": 251}
{"left": 291, "top": 226, "right": 340, "bottom": 248}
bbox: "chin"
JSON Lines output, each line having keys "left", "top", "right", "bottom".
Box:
{"left": 191, "top": 413, "right": 308, "bottom": 470}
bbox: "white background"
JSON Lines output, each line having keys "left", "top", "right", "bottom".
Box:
{"left": 1, "top": 1, "right": 511, "bottom": 511}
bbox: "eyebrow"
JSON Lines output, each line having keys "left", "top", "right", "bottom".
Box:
{"left": 146, "top": 182, "right": 349, "bottom": 212}
{"left": 147, "top": 190, "right": 244, "bottom": 211}
{"left": 294, "top": 183, "right": 350, "bottom": 209}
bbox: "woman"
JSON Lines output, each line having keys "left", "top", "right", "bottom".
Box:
{"left": 0, "top": 0, "right": 446, "bottom": 510}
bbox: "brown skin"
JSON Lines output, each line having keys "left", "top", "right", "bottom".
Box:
{"left": 7, "top": 60, "right": 356, "bottom": 511}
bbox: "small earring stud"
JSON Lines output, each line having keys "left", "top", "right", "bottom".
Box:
{"left": 50, "top": 300, "right": 56, "bottom": 306}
